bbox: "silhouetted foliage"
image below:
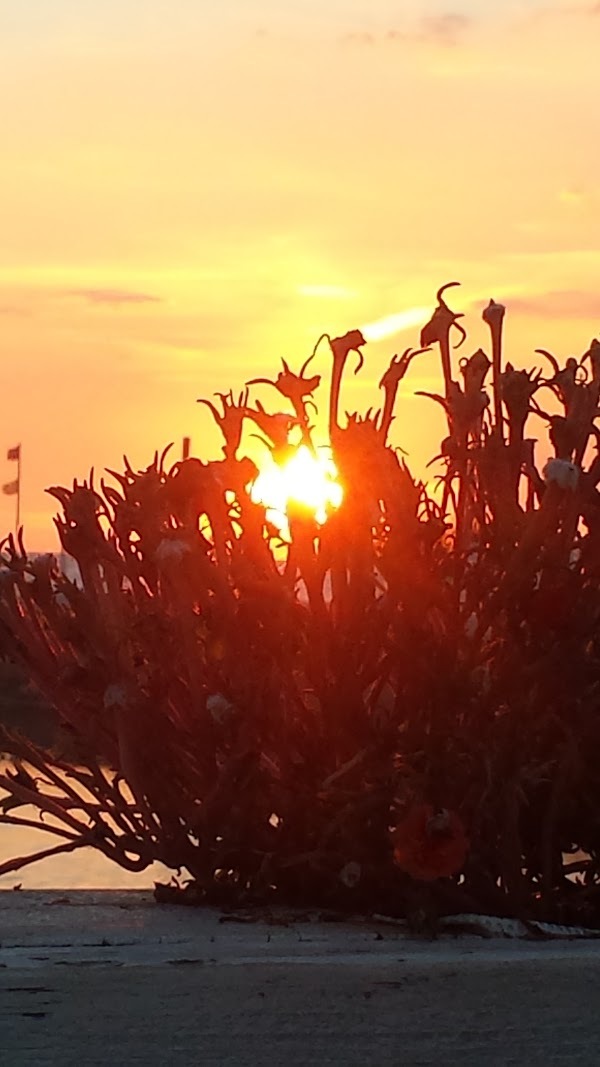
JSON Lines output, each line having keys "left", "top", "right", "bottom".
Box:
{"left": 0, "top": 662, "right": 56, "bottom": 747}
{"left": 1, "top": 284, "right": 600, "bottom": 926}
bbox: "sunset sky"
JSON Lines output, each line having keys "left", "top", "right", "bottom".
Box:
{"left": 2, "top": 0, "right": 600, "bottom": 548}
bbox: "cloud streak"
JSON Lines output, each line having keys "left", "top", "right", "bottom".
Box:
{"left": 0, "top": 304, "right": 31, "bottom": 318}
{"left": 66, "top": 288, "right": 162, "bottom": 307}
{"left": 506, "top": 289, "right": 600, "bottom": 320}
{"left": 419, "top": 14, "right": 472, "bottom": 46}
{"left": 341, "top": 12, "right": 472, "bottom": 48}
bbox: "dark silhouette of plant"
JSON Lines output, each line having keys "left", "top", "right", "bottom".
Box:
{"left": 1, "top": 283, "right": 600, "bottom": 927}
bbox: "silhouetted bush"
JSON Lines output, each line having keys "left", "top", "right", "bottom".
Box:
{"left": 1, "top": 284, "right": 599, "bottom": 926}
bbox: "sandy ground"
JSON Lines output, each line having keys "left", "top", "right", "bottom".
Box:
{"left": 1, "top": 892, "right": 600, "bottom": 1066}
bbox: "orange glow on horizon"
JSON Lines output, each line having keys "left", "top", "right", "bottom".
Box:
{"left": 1, "top": 3, "right": 598, "bottom": 550}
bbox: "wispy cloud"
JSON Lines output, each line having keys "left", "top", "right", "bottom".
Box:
{"left": 517, "top": 1, "right": 600, "bottom": 26}
{"left": 342, "top": 30, "right": 377, "bottom": 45}
{"left": 550, "top": 2, "right": 600, "bottom": 15}
{"left": 419, "top": 14, "right": 472, "bottom": 46}
{"left": 506, "top": 289, "right": 600, "bottom": 320}
{"left": 341, "top": 12, "right": 472, "bottom": 48}
{"left": 65, "top": 288, "right": 162, "bottom": 307}
{"left": 0, "top": 303, "right": 31, "bottom": 318}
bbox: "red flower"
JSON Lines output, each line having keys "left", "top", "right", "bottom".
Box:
{"left": 391, "top": 804, "right": 469, "bottom": 882}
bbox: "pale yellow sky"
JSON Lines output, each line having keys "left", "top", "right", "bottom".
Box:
{"left": 1, "top": 1, "right": 600, "bottom": 547}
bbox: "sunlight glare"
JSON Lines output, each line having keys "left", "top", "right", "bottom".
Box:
{"left": 251, "top": 446, "right": 343, "bottom": 534}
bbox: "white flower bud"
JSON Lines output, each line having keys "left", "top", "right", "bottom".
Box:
{"left": 543, "top": 458, "right": 580, "bottom": 491}
{"left": 104, "top": 683, "right": 128, "bottom": 709}
{"left": 155, "top": 539, "right": 191, "bottom": 564}
{"left": 206, "top": 692, "right": 235, "bottom": 724}
{"left": 339, "top": 861, "right": 361, "bottom": 888}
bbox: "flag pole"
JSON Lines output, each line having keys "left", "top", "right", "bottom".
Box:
{"left": 4, "top": 444, "right": 21, "bottom": 535}
{"left": 16, "top": 446, "right": 21, "bottom": 534}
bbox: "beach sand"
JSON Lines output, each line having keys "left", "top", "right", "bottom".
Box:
{"left": 2, "top": 891, "right": 600, "bottom": 1065}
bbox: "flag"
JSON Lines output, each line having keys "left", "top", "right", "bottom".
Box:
{"left": 2, "top": 479, "right": 18, "bottom": 496}
{"left": 7, "top": 445, "right": 20, "bottom": 462}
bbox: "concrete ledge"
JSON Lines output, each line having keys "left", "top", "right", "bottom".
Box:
{"left": 2, "top": 892, "right": 600, "bottom": 1064}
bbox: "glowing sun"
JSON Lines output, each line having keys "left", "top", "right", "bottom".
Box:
{"left": 251, "top": 446, "right": 343, "bottom": 533}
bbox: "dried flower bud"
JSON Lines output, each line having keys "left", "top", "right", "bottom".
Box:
{"left": 482, "top": 299, "right": 506, "bottom": 327}
{"left": 584, "top": 338, "right": 600, "bottom": 384}
{"left": 543, "top": 458, "right": 580, "bottom": 491}
{"left": 464, "top": 612, "right": 478, "bottom": 639}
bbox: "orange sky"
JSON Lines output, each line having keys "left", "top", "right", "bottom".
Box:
{"left": 2, "top": 1, "right": 600, "bottom": 548}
